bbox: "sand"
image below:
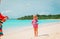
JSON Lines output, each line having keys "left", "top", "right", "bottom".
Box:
{"left": 1, "top": 22, "right": 60, "bottom": 39}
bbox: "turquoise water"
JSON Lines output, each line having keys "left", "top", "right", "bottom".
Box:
{"left": 3, "top": 19, "right": 60, "bottom": 29}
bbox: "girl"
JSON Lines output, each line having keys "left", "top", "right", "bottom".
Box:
{"left": 32, "top": 15, "right": 38, "bottom": 37}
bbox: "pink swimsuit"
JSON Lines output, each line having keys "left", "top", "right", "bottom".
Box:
{"left": 32, "top": 19, "right": 38, "bottom": 28}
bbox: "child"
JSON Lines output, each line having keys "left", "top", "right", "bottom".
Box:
{"left": 32, "top": 15, "right": 38, "bottom": 37}
{"left": 0, "top": 13, "right": 8, "bottom": 38}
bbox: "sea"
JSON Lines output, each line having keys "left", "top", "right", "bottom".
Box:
{"left": 2, "top": 19, "right": 60, "bottom": 29}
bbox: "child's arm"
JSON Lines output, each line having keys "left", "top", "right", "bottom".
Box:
{"left": 32, "top": 20, "right": 33, "bottom": 24}
{"left": 2, "top": 16, "right": 8, "bottom": 22}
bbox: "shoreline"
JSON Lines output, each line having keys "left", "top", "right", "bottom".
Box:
{"left": 9, "top": 19, "right": 60, "bottom": 20}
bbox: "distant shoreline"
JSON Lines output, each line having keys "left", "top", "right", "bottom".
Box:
{"left": 17, "top": 19, "right": 60, "bottom": 20}
{"left": 17, "top": 14, "right": 60, "bottom": 20}
{"left": 8, "top": 19, "right": 60, "bottom": 20}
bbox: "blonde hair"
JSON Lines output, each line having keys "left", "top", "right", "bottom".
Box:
{"left": 33, "top": 15, "right": 38, "bottom": 19}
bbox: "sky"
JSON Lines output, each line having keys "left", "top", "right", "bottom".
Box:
{"left": 0, "top": 0, "right": 60, "bottom": 18}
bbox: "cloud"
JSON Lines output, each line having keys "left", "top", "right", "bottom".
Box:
{"left": 5, "top": 10, "right": 12, "bottom": 13}
{"left": 2, "top": 10, "right": 12, "bottom": 13}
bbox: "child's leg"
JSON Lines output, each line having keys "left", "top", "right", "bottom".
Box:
{"left": 36, "top": 28, "right": 38, "bottom": 37}
{"left": 34, "top": 28, "right": 38, "bottom": 37}
{"left": 35, "top": 24, "right": 38, "bottom": 37}
{"left": 34, "top": 28, "right": 36, "bottom": 37}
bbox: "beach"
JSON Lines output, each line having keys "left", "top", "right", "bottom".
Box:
{"left": 1, "top": 22, "right": 60, "bottom": 39}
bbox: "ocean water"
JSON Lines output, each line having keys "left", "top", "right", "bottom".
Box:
{"left": 2, "top": 19, "right": 60, "bottom": 29}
